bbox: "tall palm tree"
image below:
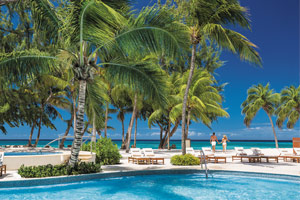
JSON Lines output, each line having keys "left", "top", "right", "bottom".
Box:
{"left": 0, "top": 1, "right": 185, "bottom": 165}
{"left": 242, "top": 83, "right": 280, "bottom": 148}
{"left": 173, "top": 0, "right": 262, "bottom": 154}
{"left": 276, "top": 85, "right": 300, "bottom": 129}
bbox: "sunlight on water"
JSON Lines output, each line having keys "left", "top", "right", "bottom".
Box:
{"left": 1, "top": 173, "right": 299, "bottom": 200}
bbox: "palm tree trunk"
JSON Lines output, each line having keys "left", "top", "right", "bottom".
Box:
{"left": 186, "top": 109, "right": 191, "bottom": 140}
{"left": 267, "top": 112, "right": 279, "bottom": 148}
{"left": 34, "top": 106, "right": 44, "bottom": 147}
{"left": 59, "top": 119, "right": 72, "bottom": 149}
{"left": 28, "top": 121, "right": 36, "bottom": 147}
{"left": 167, "top": 119, "right": 171, "bottom": 150}
{"left": 69, "top": 80, "right": 87, "bottom": 166}
{"left": 73, "top": 95, "right": 77, "bottom": 133}
{"left": 134, "top": 116, "right": 138, "bottom": 147}
{"left": 121, "top": 118, "right": 125, "bottom": 144}
{"left": 104, "top": 102, "right": 108, "bottom": 137}
{"left": 92, "top": 111, "right": 96, "bottom": 143}
{"left": 181, "top": 32, "right": 197, "bottom": 155}
{"left": 125, "top": 93, "right": 138, "bottom": 153}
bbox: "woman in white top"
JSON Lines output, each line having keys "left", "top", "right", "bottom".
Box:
{"left": 221, "top": 135, "right": 230, "bottom": 153}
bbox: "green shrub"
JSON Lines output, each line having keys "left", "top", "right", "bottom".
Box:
{"left": 170, "top": 154, "right": 200, "bottom": 165}
{"left": 18, "top": 162, "right": 101, "bottom": 178}
{"left": 81, "top": 137, "right": 121, "bottom": 165}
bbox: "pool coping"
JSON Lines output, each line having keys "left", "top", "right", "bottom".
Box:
{"left": 0, "top": 169, "right": 299, "bottom": 188}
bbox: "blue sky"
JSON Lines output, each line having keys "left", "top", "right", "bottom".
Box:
{"left": 1, "top": 0, "right": 299, "bottom": 140}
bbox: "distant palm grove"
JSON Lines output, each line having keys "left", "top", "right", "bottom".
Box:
{"left": 0, "top": 0, "right": 298, "bottom": 165}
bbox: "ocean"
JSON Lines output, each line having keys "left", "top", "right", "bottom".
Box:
{"left": 0, "top": 139, "right": 293, "bottom": 149}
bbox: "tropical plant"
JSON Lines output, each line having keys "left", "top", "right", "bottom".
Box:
{"left": 170, "top": 154, "right": 200, "bottom": 165}
{"left": 18, "top": 162, "right": 101, "bottom": 178}
{"left": 171, "top": 0, "right": 262, "bottom": 154}
{"left": 276, "top": 85, "right": 300, "bottom": 129}
{"left": 81, "top": 137, "right": 121, "bottom": 165}
{"left": 0, "top": 1, "right": 187, "bottom": 165}
{"left": 241, "top": 83, "right": 280, "bottom": 148}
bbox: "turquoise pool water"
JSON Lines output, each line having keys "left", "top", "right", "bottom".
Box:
{"left": 0, "top": 173, "right": 299, "bottom": 200}
{"left": 0, "top": 140, "right": 293, "bottom": 149}
{"left": 4, "top": 152, "right": 61, "bottom": 156}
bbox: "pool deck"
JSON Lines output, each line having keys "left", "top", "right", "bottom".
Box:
{"left": 1, "top": 148, "right": 300, "bottom": 181}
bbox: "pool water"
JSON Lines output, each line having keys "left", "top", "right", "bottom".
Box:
{"left": 0, "top": 173, "right": 299, "bottom": 200}
{"left": 4, "top": 152, "right": 61, "bottom": 156}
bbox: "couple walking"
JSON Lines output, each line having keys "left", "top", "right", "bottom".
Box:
{"left": 210, "top": 132, "right": 230, "bottom": 153}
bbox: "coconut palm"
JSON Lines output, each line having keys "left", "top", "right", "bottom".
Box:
{"left": 0, "top": 1, "right": 186, "bottom": 165}
{"left": 276, "top": 85, "right": 300, "bottom": 129}
{"left": 170, "top": 69, "right": 229, "bottom": 138}
{"left": 242, "top": 83, "right": 280, "bottom": 148}
{"left": 172, "top": 0, "right": 262, "bottom": 154}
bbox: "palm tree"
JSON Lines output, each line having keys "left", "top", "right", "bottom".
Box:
{"left": 0, "top": 1, "right": 185, "bottom": 165}
{"left": 173, "top": 0, "right": 262, "bottom": 154}
{"left": 170, "top": 69, "right": 229, "bottom": 139}
{"left": 276, "top": 85, "right": 300, "bottom": 129}
{"left": 242, "top": 83, "right": 280, "bottom": 148}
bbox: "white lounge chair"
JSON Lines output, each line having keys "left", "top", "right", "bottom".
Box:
{"left": 130, "top": 148, "right": 143, "bottom": 157}
{"left": 234, "top": 147, "right": 247, "bottom": 155}
{"left": 202, "top": 147, "right": 214, "bottom": 156}
{"left": 250, "top": 148, "right": 263, "bottom": 155}
{"left": 280, "top": 148, "right": 293, "bottom": 156}
{"left": 143, "top": 148, "right": 155, "bottom": 157}
{"left": 186, "top": 147, "right": 200, "bottom": 156}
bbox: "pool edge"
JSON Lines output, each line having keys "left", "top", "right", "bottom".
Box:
{"left": 0, "top": 169, "right": 299, "bottom": 188}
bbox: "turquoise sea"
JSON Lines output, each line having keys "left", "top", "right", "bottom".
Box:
{"left": 0, "top": 139, "right": 292, "bottom": 149}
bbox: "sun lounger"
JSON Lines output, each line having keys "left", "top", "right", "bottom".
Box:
{"left": 186, "top": 147, "right": 200, "bottom": 156}
{"left": 251, "top": 148, "right": 264, "bottom": 156}
{"left": 0, "top": 152, "right": 6, "bottom": 176}
{"left": 232, "top": 147, "right": 248, "bottom": 161}
{"left": 130, "top": 148, "right": 143, "bottom": 157}
{"left": 202, "top": 147, "right": 214, "bottom": 156}
{"left": 143, "top": 148, "right": 155, "bottom": 157}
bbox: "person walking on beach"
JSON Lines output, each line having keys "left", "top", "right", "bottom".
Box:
{"left": 221, "top": 135, "right": 230, "bottom": 153}
{"left": 210, "top": 132, "right": 219, "bottom": 153}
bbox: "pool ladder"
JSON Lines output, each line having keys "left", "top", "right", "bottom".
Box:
{"left": 199, "top": 150, "right": 209, "bottom": 178}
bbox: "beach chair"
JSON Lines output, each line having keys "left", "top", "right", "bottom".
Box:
{"left": 0, "top": 152, "right": 6, "bottom": 176}
{"left": 232, "top": 147, "right": 247, "bottom": 161}
{"left": 130, "top": 148, "right": 143, "bottom": 157}
{"left": 143, "top": 148, "right": 155, "bottom": 157}
{"left": 202, "top": 147, "right": 214, "bottom": 156}
{"left": 186, "top": 147, "right": 200, "bottom": 156}
{"left": 250, "top": 148, "right": 263, "bottom": 156}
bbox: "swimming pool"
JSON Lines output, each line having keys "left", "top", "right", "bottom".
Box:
{"left": 4, "top": 152, "right": 61, "bottom": 156}
{"left": 0, "top": 172, "right": 299, "bottom": 200}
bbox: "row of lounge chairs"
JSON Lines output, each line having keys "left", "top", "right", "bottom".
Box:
{"left": 128, "top": 148, "right": 165, "bottom": 165}
{"left": 187, "top": 147, "right": 300, "bottom": 163}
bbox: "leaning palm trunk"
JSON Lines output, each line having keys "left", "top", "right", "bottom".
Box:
{"left": 59, "top": 118, "right": 72, "bottom": 149}
{"left": 134, "top": 116, "right": 138, "bottom": 147}
{"left": 104, "top": 102, "right": 109, "bottom": 137}
{"left": 69, "top": 80, "right": 87, "bottom": 166}
{"left": 181, "top": 33, "right": 197, "bottom": 155}
{"left": 34, "top": 107, "right": 44, "bottom": 147}
{"left": 28, "top": 121, "right": 36, "bottom": 147}
{"left": 266, "top": 112, "right": 279, "bottom": 148}
{"left": 125, "top": 93, "right": 138, "bottom": 153}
